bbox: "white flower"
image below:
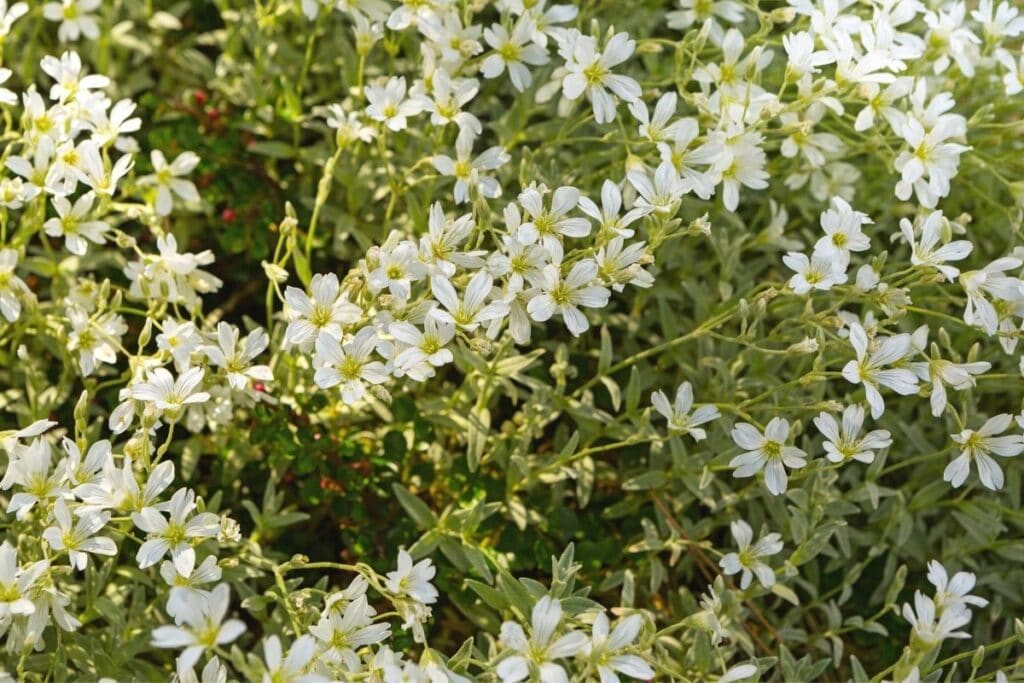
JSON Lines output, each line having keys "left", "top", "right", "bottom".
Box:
{"left": 177, "top": 656, "right": 227, "bottom": 683}
{"left": 901, "top": 590, "right": 971, "bottom": 648}
{"left": 43, "top": 191, "right": 109, "bottom": 255}
{"left": 73, "top": 139, "right": 134, "bottom": 196}
{"left": 783, "top": 252, "right": 846, "bottom": 295}
{"left": 718, "top": 520, "right": 783, "bottom": 589}
{"left": 161, "top": 554, "right": 222, "bottom": 623}
{"left": 814, "top": 405, "right": 892, "bottom": 464}
{"left": 324, "top": 105, "right": 376, "bottom": 145}
{"left": 151, "top": 583, "right": 246, "bottom": 671}
{"left": 88, "top": 97, "right": 142, "bottom": 147}
{"left": 923, "top": 4, "right": 980, "bottom": 77}
{"left": 561, "top": 30, "right": 641, "bottom": 124}
{"left": 0, "top": 67, "right": 15, "bottom": 106}
{"left": 729, "top": 418, "right": 807, "bottom": 495}
{"left": 945, "top": 414, "right": 1024, "bottom": 490}
{"left": 157, "top": 319, "right": 203, "bottom": 372}
{"left": 666, "top": 0, "right": 744, "bottom": 44}
{"left": 42, "top": 0, "right": 101, "bottom": 42}
{"left": 312, "top": 327, "right": 389, "bottom": 401}
{"left": 959, "top": 257, "right": 1024, "bottom": 337}
{"left": 367, "top": 240, "right": 425, "bottom": 301}
{"left": 138, "top": 151, "right": 201, "bottom": 217}
{"left": 385, "top": 550, "right": 438, "bottom": 643}
{"left": 628, "top": 161, "right": 689, "bottom": 216}
{"left": 812, "top": 196, "right": 872, "bottom": 267}
{"left": 309, "top": 595, "right": 390, "bottom": 671}
{"left": 417, "top": 70, "right": 481, "bottom": 135}
{"left": 783, "top": 31, "right": 834, "bottom": 78}
{"left": 854, "top": 78, "right": 914, "bottom": 132}
{"left": 58, "top": 436, "right": 112, "bottom": 490}
{"left": 650, "top": 382, "right": 721, "bottom": 440}
{"left": 629, "top": 92, "right": 682, "bottom": 144}
{"left": 996, "top": 49, "right": 1024, "bottom": 96}
{"left": 42, "top": 498, "right": 116, "bottom": 571}
{"left": 584, "top": 612, "right": 654, "bottom": 683}
{"left": 911, "top": 353, "right": 990, "bottom": 418}
{"left": 0, "top": 541, "right": 48, "bottom": 619}
{"left": 385, "top": 549, "right": 438, "bottom": 606}
{"left": 390, "top": 313, "right": 456, "bottom": 381}
{"left": 0, "top": 2, "right": 27, "bottom": 39}
{"left": 284, "top": 273, "right": 362, "bottom": 348}
{"left": 972, "top": 0, "right": 1024, "bottom": 41}
{"left": 579, "top": 179, "right": 650, "bottom": 240}
{"left": 40, "top": 50, "right": 109, "bottom": 103}
{"left": 431, "top": 271, "right": 510, "bottom": 331}
{"left": 893, "top": 115, "right": 969, "bottom": 209}
{"left": 496, "top": 596, "right": 588, "bottom": 683}
{"left": 124, "top": 233, "right": 222, "bottom": 306}
{"left": 67, "top": 307, "right": 126, "bottom": 376}
{"left": 204, "top": 322, "right": 273, "bottom": 391}
{"left": 2, "top": 438, "right": 70, "bottom": 519}
{"left": 706, "top": 126, "right": 769, "bottom": 212}
{"left": 657, "top": 119, "right": 716, "bottom": 199}
{"left": 0, "top": 248, "right": 30, "bottom": 322}
{"left": 432, "top": 129, "right": 509, "bottom": 204}
{"left": 595, "top": 237, "right": 653, "bottom": 292}
{"left": 132, "top": 488, "right": 221, "bottom": 571}
{"left": 261, "top": 635, "right": 325, "bottom": 683}
{"left": 130, "top": 367, "right": 211, "bottom": 422}
{"left": 899, "top": 211, "right": 973, "bottom": 282}
{"left": 516, "top": 184, "right": 591, "bottom": 251}
{"left": 417, "top": 202, "right": 484, "bottom": 277}
{"left": 481, "top": 18, "right": 549, "bottom": 92}
{"left": 925, "top": 560, "right": 988, "bottom": 612}
{"left": 527, "top": 260, "right": 610, "bottom": 337}
{"left": 841, "top": 323, "right": 919, "bottom": 419}
{"left": 365, "top": 76, "right": 423, "bottom": 131}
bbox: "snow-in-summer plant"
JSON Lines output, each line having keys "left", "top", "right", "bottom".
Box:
{"left": 0, "top": 0, "right": 1023, "bottom": 680}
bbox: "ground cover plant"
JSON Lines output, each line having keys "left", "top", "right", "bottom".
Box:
{"left": 0, "top": 0, "right": 1023, "bottom": 680}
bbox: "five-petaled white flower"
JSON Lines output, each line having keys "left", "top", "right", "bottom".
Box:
{"left": 584, "top": 612, "right": 655, "bottom": 683}
{"left": 718, "top": 520, "right": 783, "bottom": 589}
{"left": 133, "top": 488, "right": 221, "bottom": 572}
{"left": 814, "top": 405, "right": 893, "bottom": 464}
{"left": 481, "top": 18, "right": 549, "bottom": 92}
{"left": 527, "top": 260, "right": 610, "bottom": 337}
{"left": 129, "top": 367, "right": 211, "bottom": 422}
{"left": 944, "top": 413, "right": 1024, "bottom": 490}
{"left": 925, "top": 560, "right": 988, "bottom": 613}
{"left": 312, "top": 327, "right": 389, "bottom": 402}
{"left": 43, "top": 498, "right": 116, "bottom": 571}
{"left": 651, "top": 382, "right": 721, "bottom": 441}
{"left": 151, "top": 583, "right": 246, "bottom": 671}
{"left": 138, "top": 151, "right": 201, "bottom": 217}
{"left": 496, "top": 596, "right": 588, "bottom": 683}
{"left": 560, "top": 30, "right": 641, "bottom": 124}
{"left": 729, "top": 417, "right": 807, "bottom": 495}
{"left": 43, "top": 191, "right": 108, "bottom": 255}
{"left": 900, "top": 210, "right": 973, "bottom": 282}
{"left": 841, "top": 323, "right": 919, "bottom": 419}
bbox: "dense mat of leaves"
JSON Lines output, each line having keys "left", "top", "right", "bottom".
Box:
{"left": 0, "top": 0, "right": 1024, "bottom": 681}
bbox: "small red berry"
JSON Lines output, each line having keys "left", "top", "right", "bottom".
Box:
{"left": 194, "top": 90, "right": 208, "bottom": 105}
{"left": 252, "top": 381, "right": 265, "bottom": 393}
{"left": 222, "top": 208, "right": 237, "bottom": 223}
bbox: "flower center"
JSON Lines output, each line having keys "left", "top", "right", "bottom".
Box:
{"left": 339, "top": 355, "right": 364, "bottom": 381}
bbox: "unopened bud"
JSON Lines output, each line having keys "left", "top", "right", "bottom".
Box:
{"left": 262, "top": 261, "right": 290, "bottom": 284}
{"left": 770, "top": 7, "right": 796, "bottom": 23}
{"left": 787, "top": 337, "right": 819, "bottom": 355}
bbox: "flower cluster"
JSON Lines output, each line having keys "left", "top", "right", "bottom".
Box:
{"left": 1, "top": 0, "right": 1024, "bottom": 679}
